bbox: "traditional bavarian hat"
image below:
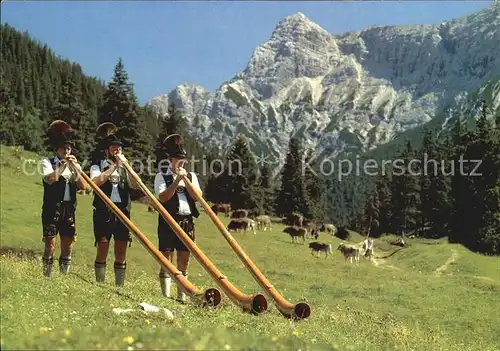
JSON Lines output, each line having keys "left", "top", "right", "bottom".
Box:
{"left": 163, "top": 133, "right": 187, "bottom": 159}
{"left": 96, "top": 122, "right": 122, "bottom": 150}
{"left": 46, "top": 120, "right": 74, "bottom": 149}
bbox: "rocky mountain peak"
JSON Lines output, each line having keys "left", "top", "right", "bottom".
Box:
{"left": 270, "top": 12, "right": 330, "bottom": 41}
{"left": 147, "top": 4, "right": 500, "bottom": 162}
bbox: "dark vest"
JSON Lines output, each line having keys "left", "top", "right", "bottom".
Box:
{"left": 158, "top": 172, "right": 199, "bottom": 225}
{"left": 42, "top": 157, "right": 77, "bottom": 215}
{"left": 92, "top": 159, "right": 131, "bottom": 211}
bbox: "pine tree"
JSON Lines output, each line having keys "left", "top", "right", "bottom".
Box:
{"left": 474, "top": 99, "right": 500, "bottom": 253}
{"left": 18, "top": 109, "right": 44, "bottom": 151}
{"left": 419, "top": 129, "right": 450, "bottom": 238}
{"left": 375, "top": 176, "right": 392, "bottom": 236}
{"left": 449, "top": 114, "right": 470, "bottom": 244}
{"left": 301, "top": 148, "right": 326, "bottom": 220}
{"left": 51, "top": 76, "right": 93, "bottom": 160}
{"left": 275, "top": 137, "right": 307, "bottom": 216}
{"left": 225, "top": 135, "right": 259, "bottom": 210}
{"left": 155, "top": 103, "right": 187, "bottom": 170}
{"left": 390, "top": 141, "right": 421, "bottom": 236}
{"left": 0, "top": 75, "right": 20, "bottom": 146}
{"left": 362, "top": 190, "right": 380, "bottom": 237}
{"left": 257, "top": 163, "right": 276, "bottom": 215}
{"left": 99, "top": 58, "right": 152, "bottom": 179}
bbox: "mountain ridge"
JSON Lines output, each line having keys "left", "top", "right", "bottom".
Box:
{"left": 147, "top": 3, "right": 500, "bottom": 159}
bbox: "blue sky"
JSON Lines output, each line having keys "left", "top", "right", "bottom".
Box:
{"left": 2, "top": 1, "right": 493, "bottom": 104}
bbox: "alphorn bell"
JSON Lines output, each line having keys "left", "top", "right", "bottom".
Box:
{"left": 117, "top": 155, "right": 268, "bottom": 314}
{"left": 65, "top": 157, "right": 221, "bottom": 308}
{"left": 181, "top": 175, "right": 311, "bottom": 319}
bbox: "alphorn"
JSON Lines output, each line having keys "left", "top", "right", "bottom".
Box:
{"left": 66, "top": 160, "right": 222, "bottom": 308}
{"left": 182, "top": 175, "right": 311, "bottom": 319}
{"left": 118, "top": 159, "right": 268, "bottom": 314}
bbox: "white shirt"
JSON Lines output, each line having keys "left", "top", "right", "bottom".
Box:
{"left": 90, "top": 159, "right": 128, "bottom": 203}
{"left": 154, "top": 168, "right": 201, "bottom": 215}
{"left": 42, "top": 156, "right": 80, "bottom": 201}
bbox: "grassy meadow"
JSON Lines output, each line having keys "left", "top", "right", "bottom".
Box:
{"left": 1, "top": 145, "right": 499, "bottom": 350}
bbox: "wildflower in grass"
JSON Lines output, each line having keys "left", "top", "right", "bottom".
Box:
{"left": 123, "top": 336, "right": 134, "bottom": 344}
{"left": 39, "top": 327, "right": 52, "bottom": 333}
{"left": 224, "top": 344, "right": 231, "bottom": 350}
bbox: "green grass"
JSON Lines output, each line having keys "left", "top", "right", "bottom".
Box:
{"left": 1, "top": 145, "right": 500, "bottom": 350}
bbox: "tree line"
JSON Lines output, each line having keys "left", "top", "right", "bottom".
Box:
{"left": 354, "top": 101, "right": 500, "bottom": 255}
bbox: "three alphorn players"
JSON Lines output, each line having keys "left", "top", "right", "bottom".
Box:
{"left": 41, "top": 120, "right": 201, "bottom": 303}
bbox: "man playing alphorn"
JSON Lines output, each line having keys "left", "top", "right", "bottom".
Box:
{"left": 90, "top": 122, "right": 139, "bottom": 286}
{"left": 41, "top": 120, "right": 86, "bottom": 277}
{"left": 154, "top": 134, "right": 202, "bottom": 302}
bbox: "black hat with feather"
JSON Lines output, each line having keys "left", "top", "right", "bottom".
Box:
{"left": 163, "top": 133, "right": 187, "bottom": 159}
{"left": 96, "top": 122, "right": 122, "bottom": 150}
{"left": 46, "top": 120, "right": 74, "bottom": 149}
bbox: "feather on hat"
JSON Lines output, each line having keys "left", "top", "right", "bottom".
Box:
{"left": 46, "top": 120, "right": 74, "bottom": 149}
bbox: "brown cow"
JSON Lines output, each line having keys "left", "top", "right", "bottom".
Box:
{"left": 231, "top": 209, "right": 249, "bottom": 219}
{"left": 309, "top": 242, "right": 333, "bottom": 258}
{"left": 227, "top": 218, "right": 256, "bottom": 234}
{"left": 337, "top": 243, "right": 360, "bottom": 264}
{"left": 283, "top": 226, "right": 307, "bottom": 244}
{"left": 302, "top": 220, "right": 318, "bottom": 239}
{"left": 319, "top": 223, "right": 337, "bottom": 236}
{"left": 211, "top": 203, "right": 231, "bottom": 217}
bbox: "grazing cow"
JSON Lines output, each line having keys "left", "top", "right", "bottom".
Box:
{"left": 226, "top": 218, "right": 256, "bottom": 234}
{"left": 227, "top": 219, "right": 245, "bottom": 232}
{"left": 211, "top": 203, "right": 232, "bottom": 217}
{"left": 319, "top": 223, "right": 337, "bottom": 236}
{"left": 255, "top": 215, "right": 272, "bottom": 231}
{"left": 302, "top": 221, "right": 318, "bottom": 239}
{"left": 242, "top": 218, "right": 257, "bottom": 234}
{"left": 231, "top": 209, "right": 249, "bottom": 219}
{"left": 284, "top": 213, "right": 303, "bottom": 227}
{"left": 309, "top": 242, "right": 333, "bottom": 258}
{"left": 337, "top": 243, "right": 361, "bottom": 264}
{"left": 283, "top": 226, "right": 307, "bottom": 244}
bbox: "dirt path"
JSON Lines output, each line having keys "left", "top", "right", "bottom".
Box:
{"left": 434, "top": 249, "right": 458, "bottom": 276}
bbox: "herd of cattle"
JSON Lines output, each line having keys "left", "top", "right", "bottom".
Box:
{"left": 211, "top": 203, "right": 374, "bottom": 264}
